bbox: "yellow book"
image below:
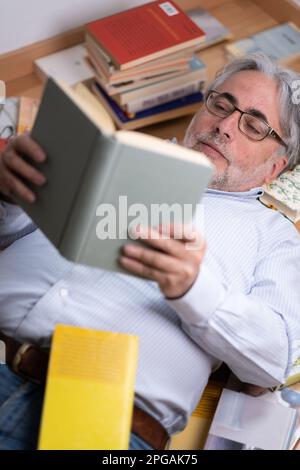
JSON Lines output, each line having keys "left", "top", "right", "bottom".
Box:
{"left": 168, "top": 381, "right": 223, "bottom": 450}
{"left": 38, "top": 324, "right": 138, "bottom": 450}
{"left": 17, "top": 96, "right": 40, "bottom": 135}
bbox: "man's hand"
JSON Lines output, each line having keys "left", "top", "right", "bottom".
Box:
{"left": 241, "top": 383, "right": 268, "bottom": 397}
{"left": 0, "top": 134, "right": 47, "bottom": 203}
{"left": 119, "top": 224, "right": 206, "bottom": 299}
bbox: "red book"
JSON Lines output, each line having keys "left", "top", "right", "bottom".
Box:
{"left": 85, "top": 1, "right": 205, "bottom": 70}
{"left": 0, "top": 138, "right": 8, "bottom": 151}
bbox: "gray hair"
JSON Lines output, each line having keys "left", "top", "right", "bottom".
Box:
{"left": 205, "top": 53, "right": 300, "bottom": 172}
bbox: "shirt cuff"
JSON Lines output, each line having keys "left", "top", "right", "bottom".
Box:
{"left": 0, "top": 202, "right": 34, "bottom": 244}
{"left": 166, "top": 264, "right": 227, "bottom": 326}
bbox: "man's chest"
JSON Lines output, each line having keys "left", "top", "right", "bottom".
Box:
{"left": 202, "top": 199, "right": 262, "bottom": 293}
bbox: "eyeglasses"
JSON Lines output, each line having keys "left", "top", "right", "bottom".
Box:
{"left": 205, "top": 90, "right": 287, "bottom": 148}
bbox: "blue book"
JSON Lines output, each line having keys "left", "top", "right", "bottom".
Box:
{"left": 226, "top": 22, "right": 300, "bottom": 64}
{"left": 187, "top": 7, "right": 232, "bottom": 49}
{"left": 92, "top": 81, "right": 203, "bottom": 130}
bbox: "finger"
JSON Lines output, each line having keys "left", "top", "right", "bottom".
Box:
{"left": 157, "top": 224, "right": 206, "bottom": 253}
{"left": 157, "top": 223, "right": 199, "bottom": 242}
{"left": 241, "top": 384, "right": 268, "bottom": 397}
{"left": 184, "top": 233, "right": 206, "bottom": 252}
{"left": 131, "top": 225, "right": 187, "bottom": 258}
{"left": 130, "top": 223, "right": 199, "bottom": 242}
{"left": 9, "top": 134, "right": 46, "bottom": 163}
{"left": 119, "top": 255, "right": 166, "bottom": 283}
{"left": 3, "top": 149, "right": 46, "bottom": 186}
{"left": 134, "top": 225, "right": 205, "bottom": 259}
{"left": 122, "top": 244, "right": 180, "bottom": 273}
{"left": 4, "top": 168, "right": 36, "bottom": 202}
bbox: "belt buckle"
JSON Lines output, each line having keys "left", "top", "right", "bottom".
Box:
{"left": 11, "top": 342, "right": 41, "bottom": 384}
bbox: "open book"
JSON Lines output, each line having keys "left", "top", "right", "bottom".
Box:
{"left": 260, "top": 166, "right": 300, "bottom": 223}
{"left": 204, "top": 343, "right": 300, "bottom": 451}
{"left": 18, "top": 78, "right": 212, "bottom": 275}
{"left": 204, "top": 388, "right": 298, "bottom": 450}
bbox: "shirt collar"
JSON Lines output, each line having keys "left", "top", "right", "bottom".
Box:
{"left": 205, "top": 187, "right": 263, "bottom": 199}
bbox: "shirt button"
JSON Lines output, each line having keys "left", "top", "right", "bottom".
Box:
{"left": 59, "top": 288, "right": 69, "bottom": 298}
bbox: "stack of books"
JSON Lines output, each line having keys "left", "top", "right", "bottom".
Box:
{"left": 84, "top": 0, "right": 207, "bottom": 129}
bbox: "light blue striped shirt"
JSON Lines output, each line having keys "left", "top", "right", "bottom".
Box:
{"left": 0, "top": 188, "right": 299, "bottom": 435}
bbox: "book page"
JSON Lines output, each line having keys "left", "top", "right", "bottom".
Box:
{"left": 63, "top": 80, "right": 116, "bottom": 136}
{"left": 115, "top": 130, "right": 213, "bottom": 167}
{"left": 205, "top": 389, "right": 297, "bottom": 450}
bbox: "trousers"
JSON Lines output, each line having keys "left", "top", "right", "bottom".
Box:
{"left": 0, "top": 365, "right": 152, "bottom": 450}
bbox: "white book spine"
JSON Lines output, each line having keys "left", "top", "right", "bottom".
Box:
{"left": 125, "top": 80, "right": 204, "bottom": 114}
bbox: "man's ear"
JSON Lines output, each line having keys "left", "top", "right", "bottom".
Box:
{"left": 264, "top": 155, "right": 288, "bottom": 184}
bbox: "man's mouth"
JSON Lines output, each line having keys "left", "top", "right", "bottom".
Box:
{"left": 199, "top": 141, "right": 228, "bottom": 161}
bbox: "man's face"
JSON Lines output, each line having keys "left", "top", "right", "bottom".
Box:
{"left": 184, "top": 70, "right": 288, "bottom": 191}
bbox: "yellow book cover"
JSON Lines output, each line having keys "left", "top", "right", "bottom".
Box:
{"left": 17, "top": 96, "right": 40, "bottom": 135}
{"left": 168, "top": 381, "right": 223, "bottom": 450}
{"left": 38, "top": 324, "right": 139, "bottom": 450}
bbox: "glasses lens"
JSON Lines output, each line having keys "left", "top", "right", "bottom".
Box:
{"left": 207, "top": 93, "right": 233, "bottom": 117}
{"left": 240, "top": 114, "right": 269, "bottom": 140}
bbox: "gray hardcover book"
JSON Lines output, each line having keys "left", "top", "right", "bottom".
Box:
{"left": 18, "top": 78, "right": 213, "bottom": 275}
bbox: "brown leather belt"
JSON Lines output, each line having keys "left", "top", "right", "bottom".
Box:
{"left": 0, "top": 331, "right": 169, "bottom": 450}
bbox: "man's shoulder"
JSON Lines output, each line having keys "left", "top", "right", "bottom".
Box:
{"left": 254, "top": 201, "right": 300, "bottom": 260}
{"left": 0, "top": 202, "right": 37, "bottom": 248}
{"left": 256, "top": 199, "right": 299, "bottom": 234}
{"left": 204, "top": 189, "right": 299, "bottom": 247}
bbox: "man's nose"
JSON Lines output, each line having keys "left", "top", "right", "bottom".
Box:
{"left": 214, "top": 110, "right": 240, "bottom": 141}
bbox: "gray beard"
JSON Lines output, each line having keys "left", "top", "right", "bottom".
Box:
{"left": 183, "top": 130, "right": 270, "bottom": 192}
{"left": 208, "top": 171, "right": 230, "bottom": 190}
{"left": 183, "top": 131, "right": 233, "bottom": 190}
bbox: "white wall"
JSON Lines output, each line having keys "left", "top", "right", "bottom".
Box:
{"left": 0, "top": 0, "right": 151, "bottom": 54}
